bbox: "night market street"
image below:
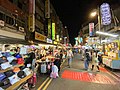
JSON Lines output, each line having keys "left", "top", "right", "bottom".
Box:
{"left": 39, "top": 53, "right": 120, "bottom": 90}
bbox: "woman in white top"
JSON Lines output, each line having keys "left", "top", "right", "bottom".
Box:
{"left": 91, "top": 51, "right": 100, "bottom": 71}
{"left": 67, "top": 49, "right": 73, "bottom": 68}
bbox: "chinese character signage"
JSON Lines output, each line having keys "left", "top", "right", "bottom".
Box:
{"left": 89, "top": 23, "right": 94, "bottom": 37}
{"left": 52, "top": 23, "right": 55, "bottom": 40}
{"left": 35, "top": 32, "right": 46, "bottom": 42}
{"left": 28, "top": 15, "right": 35, "bottom": 32}
{"left": 100, "top": 3, "right": 111, "bottom": 25}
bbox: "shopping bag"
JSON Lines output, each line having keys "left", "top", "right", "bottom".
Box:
{"left": 50, "top": 72, "right": 57, "bottom": 78}
{"left": 41, "top": 63, "right": 46, "bottom": 73}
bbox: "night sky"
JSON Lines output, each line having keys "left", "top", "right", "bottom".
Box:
{"left": 50, "top": 0, "right": 120, "bottom": 45}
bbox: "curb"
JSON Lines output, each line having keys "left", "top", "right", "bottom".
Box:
{"left": 110, "top": 71, "right": 120, "bottom": 79}
{"left": 101, "top": 66, "right": 120, "bottom": 80}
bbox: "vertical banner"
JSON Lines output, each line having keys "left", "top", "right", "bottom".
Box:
{"left": 52, "top": 23, "right": 55, "bottom": 40}
{"left": 28, "top": 15, "right": 35, "bottom": 32}
{"left": 28, "top": 0, "right": 35, "bottom": 32}
{"left": 100, "top": 3, "right": 111, "bottom": 25}
{"left": 45, "top": 0, "right": 50, "bottom": 18}
{"left": 48, "top": 19, "right": 51, "bottom": 38}
{"left": 89, "top": 23, "right": 94, "bottom": 37}
{"left": 29, "top": 0, "right": 35, "bottom": 14}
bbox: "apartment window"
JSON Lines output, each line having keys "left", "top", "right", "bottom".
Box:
{"left": 6, "top": 16, "right": 14, "bottom": 25}
{"left": 18, "top": 1, "right": 22, "bottom": 9}
{"left": 0, "top": 12, "right": 5, "bottom": 21}
{"left": 35, "top": 26, "right": 44, "bottom": 35}
{"left": 9, "top": 0, "right": 13, "bottom": 3}
{"left": 35, "top": 26, "right": 41, "bottom": 33}
{"left": 35, "top": 13, "right": 41, "bottom": 21}
{"left": 35, "top": 12, "right": 44, "bottom": 24}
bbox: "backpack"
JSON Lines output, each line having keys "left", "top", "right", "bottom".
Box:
{"left": 86, "top": 53, "right": 90, "bottom": 61}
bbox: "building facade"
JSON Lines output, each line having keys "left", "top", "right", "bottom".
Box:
{"left": 0, "top": 0, "right": 28, "bottom": 44}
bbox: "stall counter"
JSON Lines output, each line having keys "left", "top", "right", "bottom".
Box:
{"left": 103, "top": 56, "right": 120, "bottom": 69}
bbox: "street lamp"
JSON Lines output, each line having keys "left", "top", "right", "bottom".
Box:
{"left": 90, "top": 11, "right": 97, "bottom": 17}
{"left": 90, "top": 8, "right": 102, "bottom": 44}
{"left": 90, "top": 8, "right": 101, "bottom": 31}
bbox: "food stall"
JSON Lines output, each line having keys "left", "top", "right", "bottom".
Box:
{"left": 102, "top": 40, "right": 120, "bottom": 69}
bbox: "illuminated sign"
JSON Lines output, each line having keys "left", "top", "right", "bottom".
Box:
{"left": 48, "top": 19, "right": 51, "bottom": 38}
{"left": 54, "top": 41, "right": 57, "bottom": 44}
{"left": 100, "top": 3, "right": 111, "bottom": 25}
{"left": 47, "top": 38, "right": 52, "bottom": 43}
{"left": 52, "top": 23, "right": 55, "bottom": 40}
{"left": 56, "top": 35, "right": 59, "bottom": 41}
{"left": 35, "top": 32, "right": 46, "bottom": 42}
{"left": 89, "top": 23, "right": 94, "bottom": 36}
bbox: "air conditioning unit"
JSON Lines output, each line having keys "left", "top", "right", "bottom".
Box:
{"left": 19, "top": 26, "right": 24, "bottom": 32}
{"left": 0, "top": 20, "right": 5, "bottom": 26}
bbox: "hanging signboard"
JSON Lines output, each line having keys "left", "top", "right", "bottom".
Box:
{"left": 89, "top": 23, "right": 94, "bottom": 37}
{"left": 45, "top": 0, "right": 50, "bottom": 18}
{"left": 35, "top": 32, "right": 46, "bottom": 42}
{"left": 100, "top": 3, "right": 111, "bottom": 25}
{"left": 28, "top": 15, "right": 35, "bottom": 32}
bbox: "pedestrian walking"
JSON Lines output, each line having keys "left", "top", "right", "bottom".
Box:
{"left": 91, "top": 51, "right": 100, "bottom": 72}
{"left": 67, "top": 48, "right": 73, "bottom": 68}
{"left": 97, "top": 50, "right": 103, "bottom": 65}
{"left": 54, "top": 52, "right": 61, "bottom": 72}
{"left": 84, "top": 49, "right": 90, "bottom": 70}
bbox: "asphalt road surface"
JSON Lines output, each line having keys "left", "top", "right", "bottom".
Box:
{"left": 46, "top": 53, "right": 120, "bottom": 90}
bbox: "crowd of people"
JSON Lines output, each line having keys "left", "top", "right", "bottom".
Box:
{"left": 49, "top": 47, "right": 103, "bottom": 79}
{"left": 81, "top": 48, "right": 103, "bottom": 72}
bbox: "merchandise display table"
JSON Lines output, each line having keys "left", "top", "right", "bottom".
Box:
{"left": 0, "top": 64, "right": 24, "bottom": 73}
{"left": 6, "top": 73, "right": 33, "bottom": 90}
{"left": 36, "top": 55, "right": 55, "bottom": 63}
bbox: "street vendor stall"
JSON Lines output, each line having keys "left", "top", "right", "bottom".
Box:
{"left": 36, "top": 55, "right": 55, "bottom": 74}
{"left": 102, "top": 40, "right": 120, "bottom": 69}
